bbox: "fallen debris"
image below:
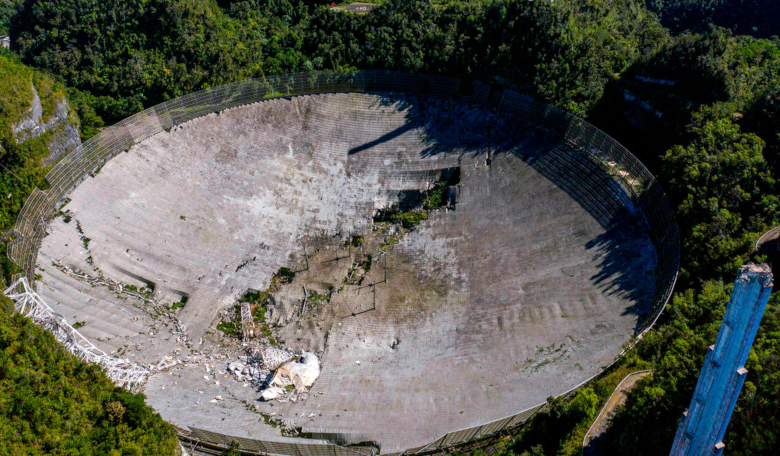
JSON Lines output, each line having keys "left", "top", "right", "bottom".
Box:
{"left": 261, "top": 346, "right": 295, "bottom": 370}
{"left": 261, "top": 387, "right": 285, "bottom": 401}
{"left": 272, "top": 351, "right": 320, "bottom": 391}
{"left": 226, "top": 356, "right": 271, "bottom": 384}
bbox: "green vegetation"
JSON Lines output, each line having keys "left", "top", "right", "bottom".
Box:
{"left": 644, "top": 0, "right": 780, "bottom": 39}
{"left": 345, "top": 257, "right": 372, "bottom": 286}
{"left": 222, "top": 441, "right": 241, "bottom": 456}
{"left": 663, "top": 104, "right": 777, "bottom": 285}
{"left": 0, "top": 294, "right": 179, "bottom": 455}
{"left": 120, "top": 283, "right": 155, "bottom": 300}
{"left": 424, "top": 182, "right": 449, "bottom": 210}
{"left": 221, "top": 268, "right": 299, "bottom": 339}
{"left": 0, "top": 54, "right": 60, "bottom": 235}
{"left": 375, "top": 175, "right": 456, "bottom": 230}
{"left": 0, "top": 241, "right": 22, "bottom": 284}
{"left": 217, "top": 302, "right": 242, "bottom": 337}
{"left": 2, "top": 0, "right": 668, "bottom": 120}
{"left": 252, "top": 302, "right": 267, "bottom": 323}
{"left": 243, "top": 290, "right": 270, "bottom": 333}
{"left": 275, "top": 267, "right": 296, "bottom": 283}
{"left": 217, "top": 319, "right": 240, "bottom": 337}
{"left": 372, "top": 175, "right": 457, "bottom": 251}
{"left": 307, "top": 289, "right": 332, "bottom": 304}
{"left": 0, "top": 0, "right": 22, "bottom": 35}
{"left": 391, "top": 210, "right": 428, "bottom": 229}
{"left": 0, "top": 52, "right": 35, "bottom": 145}
{"left": 0, "top": 51, "right": 84, "bottom": 280}
{"left": 260, "top": 412, "right": 280, "bottom": 428}
{"left": 505, "top": 26, "right": 780, "bottom": 456}
{"left": 347, "top": 234, "right": 363, "bottom": 247}
{"left": 8, "top": 0, "right": 312, "bottom": 123}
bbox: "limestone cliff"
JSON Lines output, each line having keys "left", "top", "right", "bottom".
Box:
{"left": 12, "top": 84, "right": 81, "bottom": 165}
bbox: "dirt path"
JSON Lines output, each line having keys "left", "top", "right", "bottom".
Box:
{"left": 582, "top": 370, "right": 653, "bottom": 455}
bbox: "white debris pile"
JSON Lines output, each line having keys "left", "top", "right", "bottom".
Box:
{"left": 226, "top": 355, "right": 271, "bottom": 384}
{"left": 271, "top": 351, "right": 320, "bottom": 390}
{"left": 261, "top": 386, "right": 285, "bottom": 401}
{"left": 261, "top": 351, "right": 321, "bottom": 402}
{"left": 151, "top": 356, "right": 182, "bottom": 373}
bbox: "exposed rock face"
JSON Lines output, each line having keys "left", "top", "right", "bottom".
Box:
{"left": 12, "top": 84, "right": 81, "bottom": 164}
{"left": 11, "top": 86, "right": 44, "bottom": 138}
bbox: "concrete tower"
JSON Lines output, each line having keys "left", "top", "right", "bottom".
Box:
{"left": 670, "top": 263, "right": 773, "bottom": 456}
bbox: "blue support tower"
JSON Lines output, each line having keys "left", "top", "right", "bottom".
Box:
{"left": 670, "top": 263, "right": 773, "bottom": 456}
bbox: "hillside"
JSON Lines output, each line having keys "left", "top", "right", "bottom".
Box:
{"left": 0, "top": 51, "right": 85, "bottom": 282}
{"left": 0, "top": 294, "right": 179, "bottom": 455}
{"left": 0, "top": 50, "right": 178, "bottom": 456}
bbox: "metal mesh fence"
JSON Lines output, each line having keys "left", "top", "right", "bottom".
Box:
{"left": 5, "top": 70, "right": 679, "bottom": 455}
{"left": 182, "top": 427, "right": 373, "bottom": 456}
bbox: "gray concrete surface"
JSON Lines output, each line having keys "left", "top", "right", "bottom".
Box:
{"left": 35, "top": 93, "right": 659, "bottom": 453}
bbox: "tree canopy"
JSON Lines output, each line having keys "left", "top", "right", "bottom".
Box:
{"left": 0, "top": 295, "right": 179, "bottom": 455}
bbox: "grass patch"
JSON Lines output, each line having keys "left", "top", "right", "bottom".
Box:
{"left": 260, "top": 413, "right": 279, "bottom": 428}
{"left": 424, "top": 181, "right": 449, "bottom": 210}
{"left": 394, "top": 210, "right": 427, "bottom": 229}
{"left": 32, "top": 71, "right": 67, "bottom": 121}
{"left": 374, "top": 208, "right": 428, "bottom": 229}
{"left": 75, "top": 220, "right": 91, "bottom": 249}
{"left": 221, "top": 266, "right": 299, "bottom": 339}
{"left": 216, "top": 320, "right": 240, "bottom": 337}
{"left": 345, "top": 257, "right": 372, "bottom": 285}
{"left": 307, "top": 287, "right": 333, "bottom": 305}
{"left": 240, "top": 291, "right": 271, "bottom": 325}
{"left": 252, "top": 304, "right": 267, "bottom": 323}
{"left": 121, "top": 283, "right": 155, "bottom": 299}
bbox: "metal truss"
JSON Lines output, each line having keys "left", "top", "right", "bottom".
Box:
{"left": 3, "top": 277, "right": 150, "bottom": 389}
{"left": 241, "top": 301, "right": 254, "bottom": 339}
{"left": 260, "top": 346, "right": 295, "bottom": 371}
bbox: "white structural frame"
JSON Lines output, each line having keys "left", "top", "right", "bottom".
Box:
{"left": 3, "top": 277, "right": 150, "bottom": 389}
{"left": 241, "top": 301, "right": 254, "bottom": 339}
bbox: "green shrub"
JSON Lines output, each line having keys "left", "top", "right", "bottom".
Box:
{"left": 217, "top": 320, "right": 240, "bottom": 337}
{"left": 0, "top": 295, "right": 178, "bottom": 455}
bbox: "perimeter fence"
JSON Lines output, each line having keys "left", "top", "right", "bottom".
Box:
{"left": 5, "top": 70, "right": 679, "bottom": 456}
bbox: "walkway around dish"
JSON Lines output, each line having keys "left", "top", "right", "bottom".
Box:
{"left": 581, "top": 370, "right": 653, "bottom": 455}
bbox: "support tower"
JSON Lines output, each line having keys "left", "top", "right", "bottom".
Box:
{"left": 670, "top": 263, "right": 773, "bottom": 456}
